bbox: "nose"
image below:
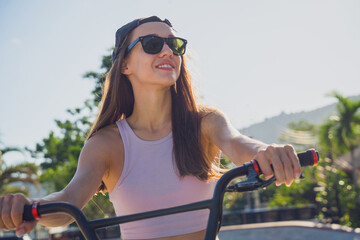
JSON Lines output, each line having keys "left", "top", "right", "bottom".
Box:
{"left": 159, "top": 42, "right": 173, "bottom": 57}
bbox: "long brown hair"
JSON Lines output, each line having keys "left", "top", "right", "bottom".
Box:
{"left": 87, "top": 34, "right": 220, "bottom": 193}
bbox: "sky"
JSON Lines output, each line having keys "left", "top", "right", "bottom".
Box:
{"left": 1, "top": 0, "right": 360, "bottom": 164}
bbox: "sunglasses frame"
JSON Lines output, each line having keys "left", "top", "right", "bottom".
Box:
{"left": 126, "top": 35, "right": 187, "bottom": 56}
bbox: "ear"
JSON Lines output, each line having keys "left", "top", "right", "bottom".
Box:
{"left": 121, "top": 60, "right": 131, "bottom": 75}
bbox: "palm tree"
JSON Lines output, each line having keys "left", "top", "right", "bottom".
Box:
{"left": 319, "top": 92, "right": 360, "bottom": 211}
{"left": 316, "top": 93, "right": 360, "bottom": 225}
{"left": 0, "top": 147, "right": 40, "bottom": 196}
{"left": 329, "top": 93, "right": 360, "bottom": 187}
{"left": 318, "top": 119, "right": 341, "bottom": 219}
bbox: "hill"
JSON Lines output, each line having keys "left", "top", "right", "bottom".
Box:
{"left": 240, "top": 95, "right": 359, "bottom": 144}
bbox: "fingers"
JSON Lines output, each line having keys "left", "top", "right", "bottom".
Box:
{"left": 255, "top": 144, "right": 300, "bottom": 187}
{"left": 270, "top": 149, "right": 287, "bottom": 186}
{"left": 12, "top": 194, "right": 29, "bottom": 227}
{"left": 1, "top": 194, "right": 16, "bottom": 229}
{"left": 285, "top": 145, "right": 302, "bottom": 179}
{"left": 0, "top": 193, "right": 33, "bottom": 232}
{"left": 280, "top": 148, "right": 294, "bottom": 186}
{"left": 255, "top": 150, "right": 273, "bottom": 180}
{"left": 16, "top": 221, "right": 37, "bottom": 237}
{"left": 0, "top": 197, "right": 6, "bottom": 230}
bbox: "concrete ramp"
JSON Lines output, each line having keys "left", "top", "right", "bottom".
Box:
{"left": 218, "top": 221, "right": 360, "bottom": 240}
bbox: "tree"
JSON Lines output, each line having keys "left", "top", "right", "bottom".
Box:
{"left": 327, "top": 92, "right": 360, "bottom": 188}
{"left": 0, "top": 147, "right": 39, "bottom": 196}
{"left": 316, "top": 93, "right": 360, "bottom": 227}
{"left": 82, "top": 51, "right": 112, "bottom": 106}
{"left": 279, "top": 120, "right": 318, "bottom": 152}
{"left": 30, "top": 51, "right": 116, "bottom": 220}
{"left": 315, "top": 161, "right": 360, "bottom": 226}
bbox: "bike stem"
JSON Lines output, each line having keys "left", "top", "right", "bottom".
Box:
{"left": 204, "top": 163, "right": 250, "bottom": 240}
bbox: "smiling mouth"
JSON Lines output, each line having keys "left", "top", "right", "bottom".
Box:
{"left": 156, "top": 64, "right": 174, "bottom": 69}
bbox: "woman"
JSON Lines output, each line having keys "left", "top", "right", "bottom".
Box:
{"left": 0, "top": 16, "right": 301, "bottom": 240}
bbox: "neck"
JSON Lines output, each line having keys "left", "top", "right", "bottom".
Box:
{"left": 127, "top": 85, "right": 172, "bottom": 133}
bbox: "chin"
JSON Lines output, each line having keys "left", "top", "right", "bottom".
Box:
{"left": 162, "top": 80, "right": 177, "bottom": 88}
{"left": 158, "top": 76, "right": 178, "bottom": 85}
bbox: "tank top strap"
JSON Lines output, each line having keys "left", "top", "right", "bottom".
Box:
{"left": 114, "top": 119, "right": 131, "bottom": 187}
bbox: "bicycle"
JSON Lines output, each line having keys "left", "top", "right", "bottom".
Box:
{"left": 23, "top": 149, "right": 319, "bottom": 240}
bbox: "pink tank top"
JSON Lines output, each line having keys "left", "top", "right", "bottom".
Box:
{"left": 109, "top": 119, "right": 216, "bottom": 239}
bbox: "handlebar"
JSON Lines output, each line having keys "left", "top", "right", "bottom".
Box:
{"left": 23, "top": 149, "right": 318, "bottom": 240}
{"left": 253, "top": 149, "right": 318, "bottom": 175}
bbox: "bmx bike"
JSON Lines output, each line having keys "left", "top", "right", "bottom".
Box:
{"left": 23, "top": 149, "right": 319, "bottom": 240}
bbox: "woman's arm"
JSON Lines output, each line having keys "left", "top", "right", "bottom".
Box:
{"left": 201, "top": 108, "right": 301, "bottom": 186}
{"left": 37, "top": 134, "right": 110, "bottom": 227}
{"left": 0, "top": 128, "right": 116, "bottom": 236}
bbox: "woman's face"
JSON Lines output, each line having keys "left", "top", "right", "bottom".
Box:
{"left": 123, "top": 22, "right": 182, "bottom": 89}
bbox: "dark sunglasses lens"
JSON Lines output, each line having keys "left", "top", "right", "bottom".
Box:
{"left": 142, "top": 36, "right": 164, "bottom": 54}
{"left": 167, "top": 38, "right": 186, "bottom": 56}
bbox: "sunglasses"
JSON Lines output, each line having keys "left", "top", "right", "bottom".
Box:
{"left": 126, "top": 35, "right": 187, "bottom": 56}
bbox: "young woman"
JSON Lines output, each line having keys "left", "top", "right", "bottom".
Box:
{"left": 0, "top": 16, "right": 301, "bottom": 240}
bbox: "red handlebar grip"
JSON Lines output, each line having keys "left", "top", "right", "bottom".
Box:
{"left": 32, "top": 202, "right": 41, "bottom": 220}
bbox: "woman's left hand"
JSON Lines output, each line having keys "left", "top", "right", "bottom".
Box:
{"left": 253, "top": 144, "right": 302, "bottom": 187}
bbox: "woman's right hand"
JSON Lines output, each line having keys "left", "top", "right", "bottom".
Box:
{"left": 0, "top": 193, "right": 37, "bottom": 237}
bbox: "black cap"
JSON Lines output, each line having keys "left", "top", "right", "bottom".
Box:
{"left": 112, "top": 16, "right": 172, "bottom": 63}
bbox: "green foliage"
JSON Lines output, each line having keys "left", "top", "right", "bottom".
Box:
{"left": 84, "top": 193, "right": 117, "bottom": 219}
{"left": 273, "top": 93, "right": 360, "bottom": 228}
{"left": 29, "top": 51, "right": 115, "bottom": 220}
{"left": 288, "top": 120, "right": 317, "bottom": 132}
{"left": 315, "top": 92, "right": 360, "bottom": 227}
{"left": 261, "top": 120, "right": 319, "bottom": 209}
{"left": 268, "top": 168, "right": 317, "bottom": 207}
{"left": 223, "top": 192, "right": 247, "bottom": 210}
{"left": 222, "top": 120, "right": 319, "bottom": 212}
{"left": 315, "top": 161, "right": 360, "bottom": 227}
{"left": 279, "top": 120, "right": 318, "bottom": 152}
{"left": 318, "top": 119, "right": 338, "bottom": 157}
{"left": 329, "top": 92, "right": 360, "bottom": 150}
{"left": 0, "top": 147, "right": 40, "bottom": 196}
{"left": 40, "top": 155, "right": 77, "bottom": 192}
{"left": 31, "top": 115, "right": 90, "bottom": 170}
{"left": 82, "top": 52, "right": 113, "bottom": 105}
{"left": 320, "top": 92, "right": 360, "bottom": 158}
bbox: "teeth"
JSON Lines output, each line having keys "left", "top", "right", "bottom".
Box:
{"left": 157, "top": 64, "right": 173, "bottom": 69}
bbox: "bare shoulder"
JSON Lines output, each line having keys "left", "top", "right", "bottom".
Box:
{"left": 87, "top": 124, "right": 122, "bottom": 145}
{"left": 59, "top": 124, "right": 124, "bottom": 207}
{"left": 81, "top": 124, "right": 123, "bottom": 165}
{"left": 199, "top": 105, "right": 230, "bottom": 137}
